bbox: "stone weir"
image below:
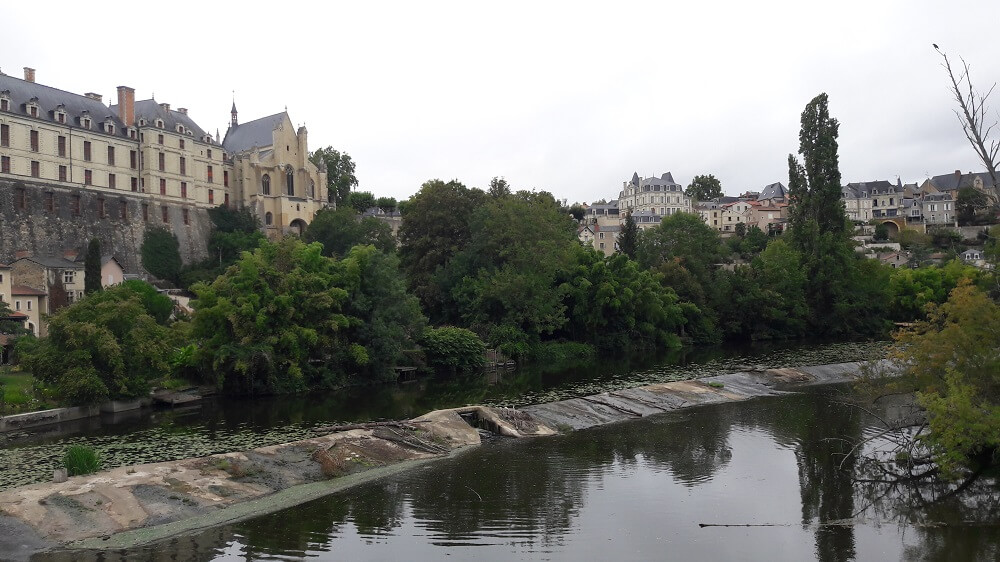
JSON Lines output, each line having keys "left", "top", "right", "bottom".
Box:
{"left": 0, "top": 362, "right": 867, "bottom": 560}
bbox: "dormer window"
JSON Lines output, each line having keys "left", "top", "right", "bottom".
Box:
{"left": 176, "top": 124, "right": 184, "bottom": 134}
{"left": 27, "top": 97, "right": 39, "bottom": 118}
{"left": 0, "top": 90, "right": 9, "bottom": 112}
{"left": 138, "top": 118, "right": 147, "bottom": 126}
{"left": 155, "top": 119, "right": 164, "bottom": 128}
{"left": 104, "top": 120, "right": 116, "bottom": 135}
{"left": 128, "top": 127, "right": 137, "bottom": 139}
{"left": 54, "top": 104, "right": 66, "bottom": 124}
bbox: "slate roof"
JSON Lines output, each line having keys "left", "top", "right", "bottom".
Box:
{"left": 927, "top": 171, "right": 997, "bottom": 191}
{"left": 0, "top": 73, "right": 129, "bottom": 138}
{"left": 14, "top": 256, "right": 83, "bottom": 269}
{"left": 222, "top": 112, "right": 288, "bottom": 153}
{"left": 757, "top": 182, "right": 787, "bottom": 201}
{"left": 110, "top": 99, "right": 209, "bottom": 141}
{"left": 847, "top": 180, "right": 896, "bottom": 194}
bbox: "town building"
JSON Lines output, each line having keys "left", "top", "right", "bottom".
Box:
{"left": 0, "top": 66, "right": 330, "bottom": 270}
{"left": 617, "top": 172, "right": 693, "bottom": 219}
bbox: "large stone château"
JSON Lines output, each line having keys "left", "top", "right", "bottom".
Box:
{"left": 0, "top": 67, "right": 328, "bottom": 271}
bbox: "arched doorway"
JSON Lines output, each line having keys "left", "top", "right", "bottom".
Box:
{"left": 880, "top": 220, "right": 900, "bottom": 239}
{"left": 290, "top": 218, "right": 307, "bottom": 236}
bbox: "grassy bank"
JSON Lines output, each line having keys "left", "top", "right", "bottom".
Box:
{"left": 0, "top": 369, "right": 55, "bottom": 415}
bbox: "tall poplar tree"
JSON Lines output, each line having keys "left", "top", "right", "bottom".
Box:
{"left": 787, "top": 94, "right": 889, "bottom": 336}
{"left": 84, "top": 238, "right": 102, "bottom": 295}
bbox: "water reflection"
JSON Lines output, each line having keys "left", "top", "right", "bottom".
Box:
{"left": 1, "top": 340, "right": 886, "bottom": 490}
{"left": 41, "top": 384, "right": 999, "bottom": 561}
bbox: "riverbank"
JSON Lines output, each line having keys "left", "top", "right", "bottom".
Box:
{"left": 0, "top": 361, "right": 871, "bottom": 560}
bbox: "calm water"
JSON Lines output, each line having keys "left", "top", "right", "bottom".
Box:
{"left": 0, "top": 340, "right": 885, "bottom": 489}
{"left": 51, "top": 386, "right": 1000, "bottom": 561}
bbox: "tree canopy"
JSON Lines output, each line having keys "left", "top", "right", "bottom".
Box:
{"left": 304, "top": 207, "right": 395, "bottom": 258}
{"left": 16, "top": 283, "right": 177, "bottom": 405}
{"left": 141, "top": 227, "right": 182, "bottom": 284}
{"left": 685, "top": 174, "right": 724, "bottom": 201}
{"left": 310, "top": 146, "right": 358, "bottom": 205}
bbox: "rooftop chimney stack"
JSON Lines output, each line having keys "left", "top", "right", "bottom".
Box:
{"left": 116, "top": 86, "right": 135, "bottom": 126}
{"left": 160, "top": 103, "right": 170, "bottom": 112}
{"left": 23, "top": 67, "right": 35, "bottom": 83}
{"left": 177, "top": 107, "right": 187, "bottom": 115}
{"left": 84, "top": 92, "right": 103, "bottom": 103}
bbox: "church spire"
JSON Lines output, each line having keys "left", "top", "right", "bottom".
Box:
{"left": 230, "top": 97, "right": 238, "bottom": 127}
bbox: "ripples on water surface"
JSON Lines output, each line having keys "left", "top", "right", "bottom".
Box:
{"left": 0, "top": 340, "right": 887, "bottom": 490}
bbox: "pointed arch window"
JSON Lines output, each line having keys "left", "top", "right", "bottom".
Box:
{"left": 286, "top": 166, "right": 294, "bottom": 196}
{"left": 262, "top": 174, "right": 271, "bottom": 195}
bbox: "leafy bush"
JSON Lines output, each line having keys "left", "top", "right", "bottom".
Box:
{"left": 141, "top": 227, "right": 182, "bottom": 284}
{"left": 420, "top": 327, "right": 485, "bottom": 375}
{"left": 16, "top": 284, "right": 177, "bottom": 405}
{"left": 64, "top": 445, "right": 101, "bottom": 476}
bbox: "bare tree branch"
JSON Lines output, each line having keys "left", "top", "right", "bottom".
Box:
{"left": 936, "top": 45, "right": 1000, "bottom": 204}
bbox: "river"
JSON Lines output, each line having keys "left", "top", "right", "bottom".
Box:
{"left": 35, "top": 383, "right": 1000, "bottom": 561}
{"left": 1, "top": 340, "right": 884, "bottom": 490}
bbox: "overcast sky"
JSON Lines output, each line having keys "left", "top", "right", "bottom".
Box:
{"left": 3, "top": 0, "right": 999, "bottom": 203}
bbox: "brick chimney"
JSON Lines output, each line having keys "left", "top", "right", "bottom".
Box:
{"left": 84, "top": 92, "right": 103, "bottom": 103}
{"left": 23, "top": 67, "right": 35, "bottom": 83}
{"left": 63, "top": 249, "right": 79, "bottom": 261}
{"left": 14, "top": 250, "right": 30, "bottom": 259}
{"left": 116, "top": 86, "right": 135, "bottom": 126}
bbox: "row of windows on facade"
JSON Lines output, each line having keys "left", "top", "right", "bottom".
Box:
{"left": 12, "top": 187, "right": 225, "bottom": 223}
{"left": 260, "top": 170, "right": 315, "bottom": 198}
{"left": 1, "top": 97, "right": 215, "bottom": 144}
{"left": 1, "top": 156, "right": 231, "bottom": 203}
{"left": 1, "top": 125, "right": 227, "bottom": 186}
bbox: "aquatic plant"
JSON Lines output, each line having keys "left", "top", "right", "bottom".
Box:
{"left": 63, "top": 445, "right": 101, "bottom": 476}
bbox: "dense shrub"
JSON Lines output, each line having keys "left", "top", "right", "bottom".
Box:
{"left": 420, "top": 327, "right": 485, "bottom": 375}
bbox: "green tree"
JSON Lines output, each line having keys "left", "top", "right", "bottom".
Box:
{"left": 448, "top": 191, "right": 578, "bottom": 350}
{"left": 120, "top": 280, "right": 174, "bottom": 324}
{"left": 310, "top": 147, "right": 358, "bottom": 205}
{"left": 398, "top": 179, "right": 486, "bottom": 317}
{"left": 890, "top": 282, "right": 1000, "bottom": 478}
{"left": 0, "top": 299, "right": 30, "bottom": 338}
{"left": 638, "top": 212, "right": 725, "bottom": 282}
{"left": 562, "top": 251, "right": 685, "bottom": 351}
{"left": 719, "top": 240, "right": 809, "bottom": 340}
{"left": 488, "top": 176, "right": 511, "bottom": 199}
{"left": 617, "top": 211, "right": 639, "bottom": 259}
{"left": 180, "top": 206, "right": 265, "bottom": 289}
{"left": 734, "top": 222, "right": 747, "bottom": 238}
{"left": 685, "top": 174, "right": 724, "bottom": 201}
{"left": 873, "top": 222, "right": 889, "bottom": 241}
{"left": 956, "top": 186, "right": 991, "bottom": 225}
{"left": 15, "top": 284, "right": 177, "bottom": 405}
{"left": 568, "top": 204, "right": 586, "bottom": 222}
{"left": 304, "top": 207, "right": 396, "bottom": 258}
{"left": 84, "top": 238, "right": 102, "bottom": 295}
{"left": 189, "top": 238, "right": 356, "bottom": 394}
{"left": 375, "top": 196, "right": 398, "bottom": 213}
{"left": 141, "top": 227, "right": 182, "bottom": 284}
{"left": 419, "top": 326, "right": 485, "bottom": 375}
{"left": 347, "top": 191, "right": 376, "bottom": 213}
{"left": 341, "top": 245, "right": 427, "bottom": 380}
{"left": 786, "top": 94, "right": 889, "bottom": 337}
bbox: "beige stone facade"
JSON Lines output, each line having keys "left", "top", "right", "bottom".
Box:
{"left": 0, "top": 68, "right": 328, "bottom": 244}
{"left": 224, "top": 109, "right": 328, "bottom": 238}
